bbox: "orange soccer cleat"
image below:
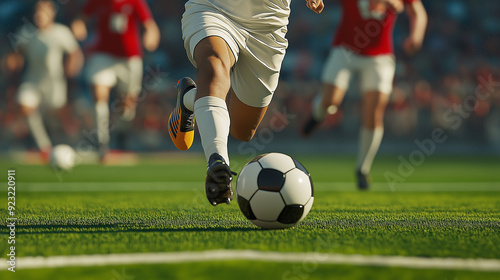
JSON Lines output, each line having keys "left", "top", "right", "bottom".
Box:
{"left": 168, "top": 78, "right": 196, "bottom": 150}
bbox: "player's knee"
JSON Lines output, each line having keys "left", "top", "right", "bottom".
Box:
{"left": 364, "top": 113, "right": 384, "bottom": 129}
{"left": 123, "top": 96, "right": 138, "bottom": 109}
{"left": 21, "top": 105, "right": 36, "bottom": 116}
{"left": 93, "top": 86, "right": 110, "bottom": 102}
{"left": 375, "top": 105, "right": 387, "bottom": 119}
{"left": 198, "top": 55, "right": 230, "bottom": 80}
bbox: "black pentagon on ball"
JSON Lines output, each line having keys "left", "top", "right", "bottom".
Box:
{"left": 292, "top": 158, "right": 314, "bottom": 197}
{"left": 292, "top": 158, "right": 309, "bottom": 175}
{"left": 277, "top": 204, "right": 304, "bottom": 224}
{"left": 237, "top": 196, "right": 256, "bottom": 220}
{"left": 257, "top": 169, "right": 285, "bottom": 192}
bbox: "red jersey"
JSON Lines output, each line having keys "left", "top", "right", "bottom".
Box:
{"left": 333, "top": 0, "right": 415, "bottom": 56}
{"left": 83, "top": 0, "right": 152, "bottom": 58}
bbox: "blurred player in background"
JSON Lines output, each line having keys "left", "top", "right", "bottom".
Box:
{"left": 71, "top": 0, "right": 160, "bottom": 162}
{"left": 302, "top": 0, "right": 427, "bottom": 189}
{"left": 11, "top": 0, "right": 83, "bottom": 162}
{"left": 168, "top": 0, "right": 325, "bottom": 206}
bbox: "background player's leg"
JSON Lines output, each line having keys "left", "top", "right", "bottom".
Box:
{"left": 303, "top": 84, "right": 346, "bottom": 136}
{"left": 121, "top": 95, "right": 138, "bottom": 121}
{"left": 192, "top": 36, "right": 235, "bottom": 164}
{"left": 118, "top": 57, "right": 143, "bottom": 122}
{"left": 23, "top": 105, "right": 52, "bottom": 160}
{"left": 115, "top": 57, "right": 143, "bottom": 150}
{"left": 303, "top": 47, "right": 352, "bottom": 136}
{"left": 227, "top": 89, "right": 267, "bottom": 142}
{"left": 315, "top": 84, "right": 346, "bottom": 120}
{"left": 93, "top": 84, "right": 111, "bottom": 160}
{"left": 115, "top": 95, "right": 137, "bottom": 150}
{"left": 356, "top": 54, "right": 394, "bottom": 185}
{"left": 356, "top": 90, "right": 388, "bottom": 175}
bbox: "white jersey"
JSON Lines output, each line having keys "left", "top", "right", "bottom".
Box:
{"left": 19, "top": 23, "right": 78, "bottom": 82}
{"left": 188, "top": 0, "right": 291, "bottom": 28}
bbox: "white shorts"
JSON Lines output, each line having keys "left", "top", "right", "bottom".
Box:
{"left": 182, "top": 2, "right": 288, "bottom": 108}
{"left": 86, "top": 53, "right": 143, "bottom": 96}
{"left": 321, "top": 47, "right": 396, "bottom": 94}
{"left": 17, "top": 78, "right": 67, "bottom": 109}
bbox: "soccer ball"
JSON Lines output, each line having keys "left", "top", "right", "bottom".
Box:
{"left": 236, "top": 153, "right": 314, "bottom": 229}
{"left": 51, "top": 144, "right": 76, "bottom": 171}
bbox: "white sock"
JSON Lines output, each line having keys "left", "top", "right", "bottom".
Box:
{"left": 95, "top": 101, "right": 110, "bottom": 145}
{"left": 183, "top": 88, "right": 197, "bottom": 112}
{"left": 27, "top": 110, "right": 52, "bottom": 150}
{"left": 194, "top": 96, "right": 230, "bottom": 165}
{"left": 357, "top": 127, "right": 384, "bottom": 174}
{"left": 312, "top": 94, "right": 326, "bottom": 121}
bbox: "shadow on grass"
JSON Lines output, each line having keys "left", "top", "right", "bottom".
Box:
{"left": 13, "top": 221, "right": 263, "bottom": 234}
{"left": 299, "top": 220, "right": 500, "bottom": 228}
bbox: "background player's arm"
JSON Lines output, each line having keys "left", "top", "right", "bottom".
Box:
{"left": 71, "top": 15, "right": 88, "bottom": 42}
{"left": 62, "top": 22, "right": 85, "bottom": 77}
{"left": 2, "top": 52, "right": 24, "bottom": 74}
{"left": 65, "top": 47, "right": 84, "bottom": 78}
{"left": 306, "top": 0, "right": 325, "bottom": 14}
{"left": 384, "top": 0, "right": 404, "bottom": 14}
{"left": 403, "top": 0, "right": 427, "bottom": 55}
{"left": 2, "top": 26, "right": 27, "bottom": 74}
{"left": 142, "top": 19, "right": 160, "bottom": 52}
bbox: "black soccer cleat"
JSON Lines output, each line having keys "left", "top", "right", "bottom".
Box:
{"left": 205, "top": 153, "right": 236, "bottom": 206}
{"left": 301, "top": 115, "right": 321, "bottom": 137}
{"left": 356, "top": 169, "right": 370, "bottom": 190}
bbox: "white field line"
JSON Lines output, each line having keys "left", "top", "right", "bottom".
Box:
{"left": 1, "top": 250, "right": 500, "bottom": 272}
{"left": 18, "top": 182, "right": 500, "bottom": 192}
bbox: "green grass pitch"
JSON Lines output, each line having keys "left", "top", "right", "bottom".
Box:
{"left": 0, "top": 154, "right": 499, "bottom": 280}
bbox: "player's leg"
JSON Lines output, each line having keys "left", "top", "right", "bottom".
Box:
{"left": 169, "top": 36, "right": 235, "bottom": 158}
{"left": 115, "top": 56, "right": 143, "bottom": 150}
{"left": 86, "top": 54, "right": 117, "bottom": 162}
{"left": 93, "top": 84, "right": 111, "bottom": 160}
{"left": 18, "top": 83, "right": 52, "bottom": 162}
{"left": 356, "top": 90, "right": 388, "bottom": 189}
{"left": 175, "top": 4, "right": 244, "bottom": 205}
{"left": 302, "top": 47, "right": 352, "bottom": 136}
{"left": 225, "top": 25, "right": 287, "bottom": 143}
{"left": 193, "top": 36, "right": 236, "bottom": 206}
{"left": 303, "top": 84, "right": 347, "bottom": 136}
{"left": 121, "top": 95, "right": 138, "bottom": 121}
{"left": 169, "top": 35, "right": 236, "bottom": 206}
{"left": 193, "top": 35, "right": 235, "bottom": 161}
{"left": 226, "top": 89, "right": 267, "bottom": 142}
{"left": 199, "top": 24, "right": 286, "bottom": 205}
{"left": 115, "top": 95, "right": 137, "bottom": 150}
{"left": 22, "top": 105, "right": 53, "bottom": 162}
{"left": 356, "top": 54, "right": 395, "bottom": 189}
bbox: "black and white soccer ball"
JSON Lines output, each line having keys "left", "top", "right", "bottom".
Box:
{"left": 236, "top": 153, "right": 314, "bottom": 229}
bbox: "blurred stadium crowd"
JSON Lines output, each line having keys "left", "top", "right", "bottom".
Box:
{"left": 0, "top": 0, "right": 499, "bottom": 154}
